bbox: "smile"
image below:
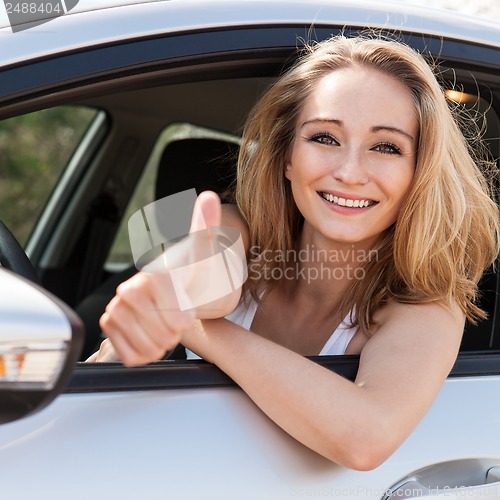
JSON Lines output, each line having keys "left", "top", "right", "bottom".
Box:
{"left": 319, "top": 192, "right": 377, "bottom": 208}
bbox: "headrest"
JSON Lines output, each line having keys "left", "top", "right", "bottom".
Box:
{"left": 155, "top": 138, "right": 239, "bottom": 201}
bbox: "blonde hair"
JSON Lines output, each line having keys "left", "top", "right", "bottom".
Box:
{"left": 235, "top": 35, "right": 500, "bottom": 333}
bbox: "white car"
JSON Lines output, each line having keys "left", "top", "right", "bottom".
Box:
{"left": 0, "top": 1, "right": 499, "bottom": 498}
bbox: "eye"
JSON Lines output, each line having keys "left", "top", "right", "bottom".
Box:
{"left": 372, "top": 142, "right": 401, "bottom": 155}
{"left": 308, "top": 133, "right": 339, "bottom": 146}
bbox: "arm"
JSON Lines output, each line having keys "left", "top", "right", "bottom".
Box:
{"left": 182, "top": 300, "right": 464, "bottom": 470}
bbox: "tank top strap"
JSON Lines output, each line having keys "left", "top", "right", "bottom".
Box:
{"left": 319, "top": 309, "right": 358, "bottom": 356}
{"left": 225, "top": 291, "right": 259, "bottom": 331}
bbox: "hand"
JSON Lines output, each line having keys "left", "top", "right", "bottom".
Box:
{"left": 86, "top": 338, "right": 121, "bottom": 363}
{"left": 99, "top": 191, "right": 224, "bottom": 366}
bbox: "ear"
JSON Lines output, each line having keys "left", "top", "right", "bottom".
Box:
{"left": 284, "top": 158, "right": 292, "bottom": 181}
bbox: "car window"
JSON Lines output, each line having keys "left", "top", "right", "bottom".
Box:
{"left": 443, "top": 90, "right": 500, "bottom": 350}
{"left": 0, "top": 105, "right": 99, "bottom": 246}
{"left": 445, "top": 89, "right": 500, "bottom": 160}
{"left": 105, "top": 122, "right": 240, "bottom": 270}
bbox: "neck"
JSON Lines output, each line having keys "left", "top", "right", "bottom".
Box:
{"left": 283, "top": 227, "right": 378, "bottom": 304}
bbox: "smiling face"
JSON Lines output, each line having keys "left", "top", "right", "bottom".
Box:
{"left": 285, "top": 65, "right": 418, "bottom": 250}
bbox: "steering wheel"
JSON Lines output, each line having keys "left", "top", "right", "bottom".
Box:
{"left": 0, "top": 219, "right": 40, "bottom": 284}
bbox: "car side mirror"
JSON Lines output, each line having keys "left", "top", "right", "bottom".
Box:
{"left": 0, "top": 268, "right": 83, "bottom": 424}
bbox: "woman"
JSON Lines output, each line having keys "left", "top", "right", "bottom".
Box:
{"left": 90, "top": 35, "right": 500, "bottom": 469}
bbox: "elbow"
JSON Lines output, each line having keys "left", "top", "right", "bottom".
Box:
{"left": 339, "top": 448, "right": 391, "bottom": 472}
{"left": 321, "top": 424, "right": 398, "bottom": 471}
{"left": 196, "top": 286, "right": 242, "bottom": 319}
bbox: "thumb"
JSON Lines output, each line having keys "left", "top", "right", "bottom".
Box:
{"left": 189, "top": 191, "right": 222, "bottom": 234}
{"left": 144, "top": 192, "right": 222, "bottom": 274}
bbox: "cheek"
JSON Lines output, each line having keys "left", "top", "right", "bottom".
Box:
{"left": 388, "top": 167, "right": 415, "bottom": 209}
{"left": 401, "top": 164, "right": 416, "bottom": 195}
{"left": 286, "top": 146, "right": 326, "bottom": 183}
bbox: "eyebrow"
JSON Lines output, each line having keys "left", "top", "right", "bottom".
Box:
{"left": 301, "top": 118, "right": 415, "bottom": 142}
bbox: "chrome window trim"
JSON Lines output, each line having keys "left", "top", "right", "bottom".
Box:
{"left": 26, "top": 111, "right": 110, "bottom": 264}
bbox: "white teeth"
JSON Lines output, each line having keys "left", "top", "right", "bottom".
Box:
{"left": 321, "top": 192, "right": 373, "bottom": 208}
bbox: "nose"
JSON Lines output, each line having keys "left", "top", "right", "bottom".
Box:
{"left": 331, "top": 147, "right": 369, "bottom": 185}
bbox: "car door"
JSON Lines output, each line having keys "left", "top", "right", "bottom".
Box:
{"left": 0, "top": 2, "right": 499, "bottom": 498}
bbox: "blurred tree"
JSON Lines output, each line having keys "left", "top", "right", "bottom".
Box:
{"left": 0, "top": 106, "right": 97, "bottom": 245}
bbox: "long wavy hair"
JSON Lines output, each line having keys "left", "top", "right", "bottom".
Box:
{"left": 235, "top": 35, "right": 500, "bottom": 334}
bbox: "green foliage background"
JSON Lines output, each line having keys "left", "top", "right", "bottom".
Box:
{"left": 0, "top": 106, "right": 96, "bottom": 245}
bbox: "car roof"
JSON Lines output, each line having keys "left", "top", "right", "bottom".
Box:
{"left": 0, "top": 0, "right": 499, "bottom": 69}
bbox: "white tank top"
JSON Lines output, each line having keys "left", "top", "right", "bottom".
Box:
{"left": 186, "top": 293, "right": 358, "bottom": 359}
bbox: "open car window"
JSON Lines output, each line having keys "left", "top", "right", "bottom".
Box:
{"left": 0, "top": 106, "right": 99, "bottom": 246}
{"left": 443, "top": 91, "right": 500, "bottom": 351}
{"left": 106, "top": 122, "right": 240, "bottom": 271}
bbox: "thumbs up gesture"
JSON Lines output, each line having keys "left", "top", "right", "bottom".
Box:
{"left": 94, "top": 191, "right": 245, "bottom": 366}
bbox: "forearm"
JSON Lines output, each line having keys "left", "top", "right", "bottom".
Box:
{"left": 183, "top": 318, "right": 387, "bottom": 469}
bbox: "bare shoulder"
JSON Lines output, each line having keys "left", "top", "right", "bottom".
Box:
{"left": 221, "top": 203, "right": 250, "bottom": 251}
{"left": 349, "top": 300, "right": 466, "bottom": 447}
{"left": 348, "top": 300, "right": 464, "bottom": 356}
{"left": 358, "top": 300, "right": 465, "bottom": 387}
{"left": 370, "top": 300, "right": 465, "bottom": 344}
